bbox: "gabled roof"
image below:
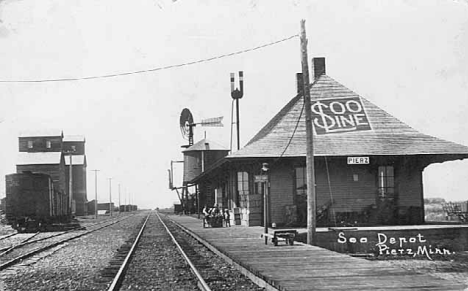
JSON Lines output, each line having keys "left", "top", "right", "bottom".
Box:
{"left": 182, "top": 138, "right": 228, "bottom": 152}
{"left": 229, "top": 75, "right": 468, "bottom": 159}
{"left": 17, "top": 152, "right": 62, "bottom": 165}
{"left": 19, "top": 129, "right": 63, "bottom": 138}
{"left": 64, "top": 155, "right": 86, "bottom": 166}
{"left": 63, "top": 135, "right": 86, "bottom": 142}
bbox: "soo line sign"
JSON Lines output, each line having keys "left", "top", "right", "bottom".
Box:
{"left": 311, "top": 97, "right": 372, "bottom": 135}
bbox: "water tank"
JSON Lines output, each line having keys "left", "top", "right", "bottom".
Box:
{"left": 182, "top": 139, "right": 229, "bottom": 183}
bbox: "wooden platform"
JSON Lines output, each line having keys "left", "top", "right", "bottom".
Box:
{"left": 168, "top": 215, "right": 467, "bottom": 291}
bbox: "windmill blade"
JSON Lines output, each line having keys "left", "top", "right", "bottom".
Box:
{"left": 179, "top": 108, "right": 194, "bottom": 140}
{"left": 200, "top": 116, "right": 223, "bottom": 127}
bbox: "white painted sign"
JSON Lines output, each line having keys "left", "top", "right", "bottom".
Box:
{"left": 254, "top": 175, "right": 268, "bottom": 182}
{"left": 311, "top": 97, "right": 372, "bottom": 135}
{"left": 347, "top": 157, "right": 369, "bottom": 164}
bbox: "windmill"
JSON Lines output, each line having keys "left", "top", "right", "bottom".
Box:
{"left": 173, "top": 108, "right": 224, "bottom": 215}
{"left": 179, "top": 108, "right": 223, "bottom": 148}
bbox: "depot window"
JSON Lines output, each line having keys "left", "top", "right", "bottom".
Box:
{"left": 378, "top": 166, "right": 394, "bottom": 198}
{"left": 27, "top": 140, "right": 33, "bottom": 148}
{"left": 237, "top": 172, "right": 249, "bottom": 194}
{"left": 295, "top": 167, "right": 307, "bottom": 197}
{"left": 46, "top": 141, "right": 51, "bottom": 148}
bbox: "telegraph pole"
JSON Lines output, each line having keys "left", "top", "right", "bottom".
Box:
{"left": 108, "top": 178, "right": 113, "bottom": 216}
{"left": 92, "top": 169, "right": 99, "bottom": 219}
{"left": 69, "top": 154, "right": 73, "bottom": 215}
{"left": 118, "top": 183, "right": 121, "bottom": 214}
{"left": 300, "top": 20, "right": 317, "bottom": 245}
{"left": 64, "top": 149, "right": 76, "bottom": 216}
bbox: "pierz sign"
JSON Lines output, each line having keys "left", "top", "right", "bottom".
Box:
{"left": 347, "top": 157, "right": 369, "bottom": 164}
{"left": 311, "top": 97, "right": 371, "bottom": 135}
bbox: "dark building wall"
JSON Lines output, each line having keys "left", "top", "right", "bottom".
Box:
{"left": 63, "top": 141, "right": 85, "bottom": 155}
{"left": 97, "top": 202, "right": 114, "bottom": 211}
{"left": 183, "top": 150, "right": 229, "bottom": 183}
{"left": 315, "top": 158, "right": 377, "bottom": 214}
{"left": 205, "top": 151, "right": 229, "bottom": 168}
{"left": 197, "top": 154, "right": 426, "bottom": 227}
{"left": 270, "top": 165, "right": 294, "bottom": 226}
{"left": 87, "top": 200, "right": 97, "bottom": 215}
{"left": 17, "top": 162, "right": 66, "bottom": 195}
{"left": 396, "top": 157, "right": 424, "bottom": 224}
{"left": 266, "top": 157, "right": 378, "bottom": 226}
{"left": 65, "top": 164, "right": 87, "bottom": 215}
{"left": 221, "top": 156, "right": 425, "bottom": 227}
{"left": 184, "top": 153, "right": 200, "bottom": 183}
{"left": 19, "top": 136, "right": 62, "bottom": 152}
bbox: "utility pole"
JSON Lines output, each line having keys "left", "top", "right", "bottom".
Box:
{"left": 108, "top": 178, "right": 113, "bottom": 216}
{"left": 118, "top": 183, "right": 121, "bottom": 214}
{"left": 69, "top": 154, "right": 73, "bottom": 215}
{"left": 124, "top": 187, "right": 127, "bottom": 212}
{"left": 92, "top": 169, "right": 100, "bottom": 219}
{"left": 300, "top": 19, "right": 317, "bottom": 245}
{"left": 64, "top": 149, "right": 76, "bottom": 216}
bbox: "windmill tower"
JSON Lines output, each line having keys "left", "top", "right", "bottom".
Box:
{"left": 171, "top": 108, "right": 224, "bottom": 214}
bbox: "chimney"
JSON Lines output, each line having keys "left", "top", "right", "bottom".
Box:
{"left": 312, "top": 57, "right": 326, "bottom": 80}
{"left": 296, "top": 73, "right": 303, "bottom": 94}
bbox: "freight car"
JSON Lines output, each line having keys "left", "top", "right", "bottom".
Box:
{"left": 5, "top": 172, "right": 71, "bottom": 232}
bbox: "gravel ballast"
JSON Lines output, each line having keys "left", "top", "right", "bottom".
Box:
{"left": 0, "top": 212, "right": 147, "bottom": 291}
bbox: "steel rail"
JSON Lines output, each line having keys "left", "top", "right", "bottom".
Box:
{"left": 0, "top": 232, "right": 63, "bottom": 257}
{"left": 0, "top": 233, "right": 18, "bottom": 241}
{"left": 0, "top": 213, "right": 139, "bottom": 271}
{"left": 107, "top": 213, "right": 150, "bottom": 291}
{"left": 0, "top": 214, "right": 134, "bottom": 258}
{"left": 166, "top": 216, "right": 280, "bottom": 291}
{"left": 156, "top": 212, "right": 212, "bottom": 291}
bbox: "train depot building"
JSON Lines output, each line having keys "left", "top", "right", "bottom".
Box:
{"left": 182, "top": 58, "right": 468, "bottom": 255}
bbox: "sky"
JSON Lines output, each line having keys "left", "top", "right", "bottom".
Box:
{"left": 0, "top": 0, "right": 467, "bottom": 209}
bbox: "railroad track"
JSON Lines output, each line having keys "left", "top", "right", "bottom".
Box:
{"left": 0, "top": 232, "right": 19, "bottom": 241}
{"left": 0, "top": 214, "right": 135, "bottom": 272}
{"left": 108, "top": 211, "right": 267, "bottom": 291}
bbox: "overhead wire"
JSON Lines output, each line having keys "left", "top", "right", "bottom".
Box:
{"left": 0, "top": 34, "right": 298, "bottom": 83}
{"left": 273, "top": 78, "right": 318, "bottom": 164}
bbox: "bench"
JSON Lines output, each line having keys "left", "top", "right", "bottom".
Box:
{"left": 261, "top": 230, "right": 297, "bottom": 246}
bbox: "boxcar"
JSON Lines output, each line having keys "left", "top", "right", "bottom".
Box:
{"left": 5, "top": 172, "right": 70, "bottom": 231}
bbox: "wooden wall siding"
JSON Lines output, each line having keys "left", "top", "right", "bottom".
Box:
{"left": 213, "top": 156, "right": 428, "bottom": 227}
{"left": 395, "top": 158, "right": 424, "bottom": 224}
{"left": 64, "top": 165, "right": 87, "bottom": 215}
{"left": 315, "top": 159, "right": 377, "bottom": 215}
{"left": 228, "top": 171, "right": 237, "bottom": 209}
{"left": 16, "top": 164, "right": 66, "bottom": 194}
{"left": 214, "top": 185, "right": 223, "bottom": 208}
{"left": 63, "top": 141, "right": 85, "bottom": 155}
{"left": 19, "top": 136, "right": 62, "bottom": 152}
{"left": 183, "top": 152, "right": 201, "bottom": 183}
{"left": 270, "top": 166, "right": 294, "bottom": 225}
{"left": 205, "top": 151, "right": 229, "bottom": 170}
{"left": 397, "top": 163, "right": 423, "bottom": 207}
{"left": 199, "top": 182, "right": 214, "bottom": 208}
{"left": 184, "top": 150, "right": 228, "bottom": 184}
{"left": 316, "top": 226, "right": 468, "bottom": 254}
